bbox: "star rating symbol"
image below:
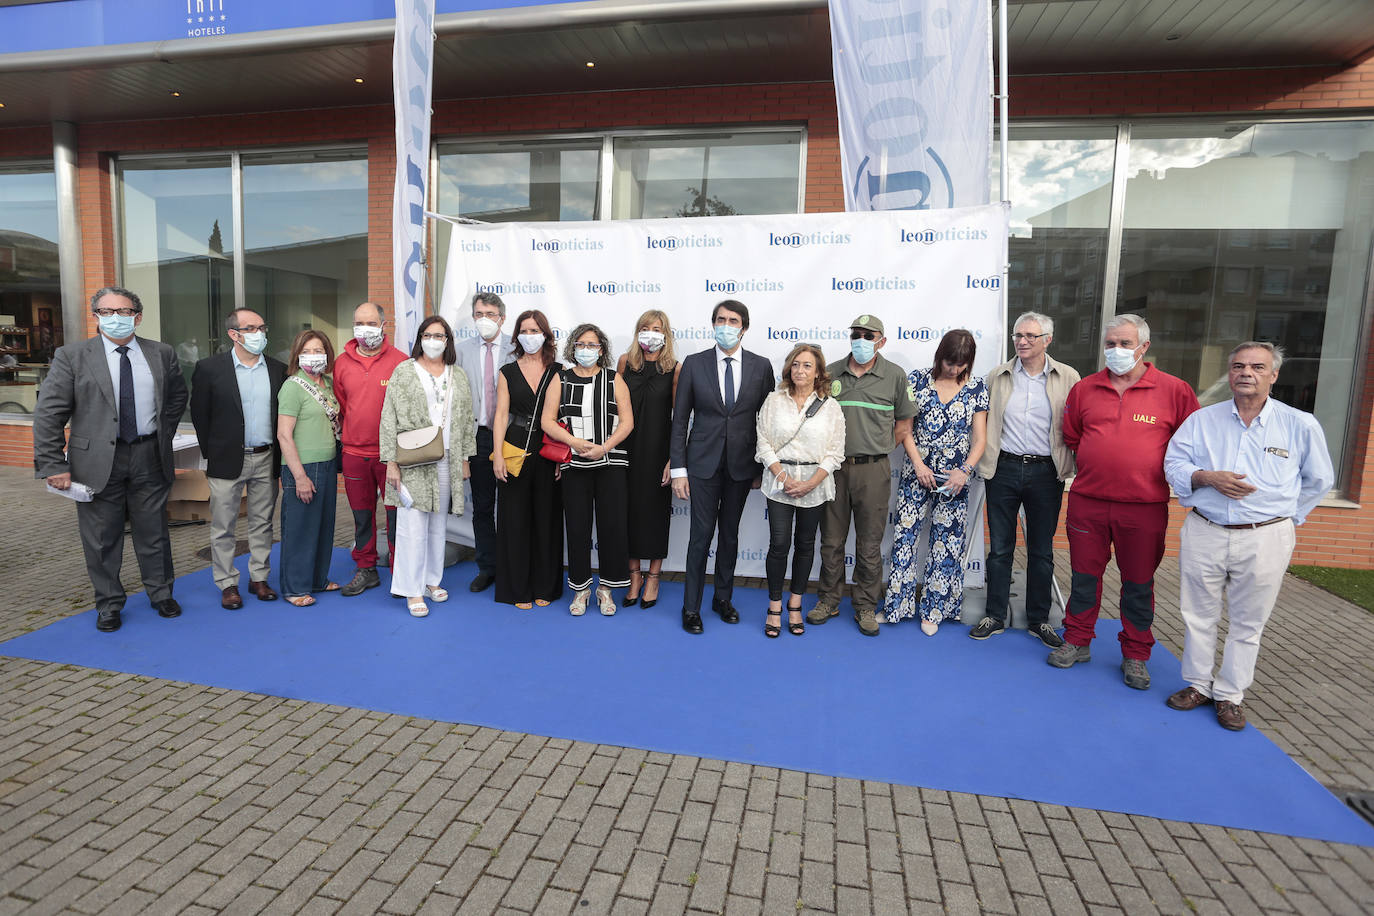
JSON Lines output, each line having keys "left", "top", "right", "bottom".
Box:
{"left": 220, "top": 14, "right": 226, "bottom": 20}
{"left": 197, "top": 16, "right": 203, "bottom": 21}
{"left": 186, "top": 17, "right": 192, "bottom": 22}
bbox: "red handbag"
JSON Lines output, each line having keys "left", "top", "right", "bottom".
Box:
{"left": 539, "top": 421, "right": 573, "bottom": 464}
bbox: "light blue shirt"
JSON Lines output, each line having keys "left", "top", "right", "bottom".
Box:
{"left": 232, "top": 349, "right": 272, "bottom": 447}
{"left": 101, "top": 334, "right": 156, "bottom": 436}
{"left": 999, "top": 355, "right": 1053, "bottom": 457}
{"left": 1164, "top": 397, "right": 1334, "bottom": 525}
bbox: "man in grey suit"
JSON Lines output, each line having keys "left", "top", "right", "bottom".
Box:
{"left": 670, "top": 299, "right": 775, "bottom": 634}
{"left": 453, "top": 291, "right": 514, "bottom": 593}
{"left": 34, "top": 286, "right": 190, "bottom": 632}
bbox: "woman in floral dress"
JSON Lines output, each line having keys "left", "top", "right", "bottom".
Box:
{"left": 882, "top": 329, "right": 988, "bottom": 635}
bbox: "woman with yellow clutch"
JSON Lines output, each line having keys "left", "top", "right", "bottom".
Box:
{"left": 491, "top": 309, "right": 563, "bottom": 609}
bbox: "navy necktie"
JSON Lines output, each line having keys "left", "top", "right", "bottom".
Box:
{"left": 116, "top": 345, "right": 137, "bottom": 443}
{"left": 724, "top": 356, "right": 735, "bottom": 413}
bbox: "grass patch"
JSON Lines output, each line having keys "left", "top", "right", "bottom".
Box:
{"left": 1289, "top": 565, "right": 1374, "bottom": 613}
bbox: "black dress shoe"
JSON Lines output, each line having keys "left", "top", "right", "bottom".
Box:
{"left": 96, "top": 609, "right": 121, "bottom": 632}
{"left": 682, "top": 610, "right": 704, "bottom": 634}
{"left": 155, "top": 599, "right": 182, "bottom": 619}
{"left": 712, "top": 601, "right": 740, "bottom": 624}
{"left": 469, "top": 572, "right": 495, "bottom": 593}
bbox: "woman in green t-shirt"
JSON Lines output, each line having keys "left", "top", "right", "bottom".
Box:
{"left": 277, "top": 329, "right": 341, "bottom": 605}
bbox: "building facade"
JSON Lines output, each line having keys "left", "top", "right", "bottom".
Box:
{"left": 3, "top": 0, "right": 1374, "bottom": 566}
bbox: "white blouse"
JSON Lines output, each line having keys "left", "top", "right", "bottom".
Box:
{"left": 754, "top": 390, "right": 847, "bottom": 508}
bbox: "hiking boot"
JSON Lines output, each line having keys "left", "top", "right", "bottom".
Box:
{"left": 854, "top": 607, "right": 879, "bottom": 637}
{"left": 806, "top": 599, "right": 839, "bottom": 626}
{"left": 969, "top": 616, "right": 1005, "bottom": 640}
{"left": 341, "top": 567, "right": 381, "bottom": 597}
{"left": 1047, "top": 642, "right": 1090, "bottom": 668}
{"left": 1031, "top": 622, "right": 1065, "bottom": 648}
{"left": 1121, "top": 658, "right": 1151, "bottom": 690}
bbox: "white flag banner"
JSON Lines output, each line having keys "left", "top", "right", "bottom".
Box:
{"left": 830, "top": 0, "right": 991, "bottom": 212}
{"left": 391, "top": 0, "right": 435, "bottom": 352}
{"left": 439, "top": 205, "right": 1007, "bottom": 587}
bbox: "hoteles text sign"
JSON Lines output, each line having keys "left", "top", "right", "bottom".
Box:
{"left": 438, "top": 204, "right": 1009, "bottom": 583}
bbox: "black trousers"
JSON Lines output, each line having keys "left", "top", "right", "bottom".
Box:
{"left": 683, "top": 469, "right": 752, "bottom": 613}
{"left": 76, "top": 437, "right": 174, "bottom": 613}
{"left": 984, "top": 455, "right": 1065, "bottom": 626}
{"left": 469, "top": 426, "right": 498, "bottom": 575}
{"left": 562, "top": 466, "right": 631, "bottom": 591}
{"left": 765, "top": 499, "right": 823, "bottom": 601}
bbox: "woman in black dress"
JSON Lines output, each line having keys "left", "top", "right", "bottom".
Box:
{"left": 492, "top": 310, "right": 563, "bottom": 608}
{"left": 616, "top": 309, "right": 679, "bottom": 608}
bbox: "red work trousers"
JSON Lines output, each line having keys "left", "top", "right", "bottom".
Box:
{"left": 1063, "top": 491, "right": 1168, "bottom": 660}
{"left": 342, "top": 451, "right": 395, "bottom": 569}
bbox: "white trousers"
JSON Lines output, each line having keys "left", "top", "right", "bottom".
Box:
{"left": 1178, "top": 511, "right": 1295, "bottom": 703}
{"left": 390, "top": 457, "right": 450, "bottom": 597}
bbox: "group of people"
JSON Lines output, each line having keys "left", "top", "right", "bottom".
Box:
{"left": 35, "top": 287, "right": 1333, "bottom": 732}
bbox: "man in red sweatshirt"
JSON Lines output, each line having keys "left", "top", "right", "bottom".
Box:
{"left": 335, "top": 302, "right": 409, "bottom": 596}
{"left": 1050, "top": 314, "right": 1199, "bottom": 690}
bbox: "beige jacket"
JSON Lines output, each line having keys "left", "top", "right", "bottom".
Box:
{"left": 977, "top": 355, "right": 1081, "bottom": 481}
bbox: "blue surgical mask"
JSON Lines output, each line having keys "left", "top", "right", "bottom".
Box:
{"left": 714, "top": 324, "right": 741, "bottom": 351}
{"left": 574, "top": 348, "right": 599, "bottom": 368}
{"left": 240, "top": 331, "right": 267, "bottom": 355}
{"left": 98, "top": 313, "right": 136, "bottom": 340}
{"left": 851, "top": 338, "right": 876, "bottom": 364}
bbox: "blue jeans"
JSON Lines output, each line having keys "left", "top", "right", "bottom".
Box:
{"left": 279, "top": 458, "right": 338, "bottom": 597}
{"left": 984, "top": 454, "right": 1064, "bottom": 626}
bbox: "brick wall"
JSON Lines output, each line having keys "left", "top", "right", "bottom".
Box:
{"left": 4, "top": 61, "right": 1374, "bottom": 566}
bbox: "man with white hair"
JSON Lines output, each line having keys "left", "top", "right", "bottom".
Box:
{"left": 1163, "top": 342, "right": 1332, "bottom": 730}
{"left": 1048, "top": 314, "right": 1199, "bottom": 689}
{"left": 971, "top": 312, "right": 1081, "bottom": 646}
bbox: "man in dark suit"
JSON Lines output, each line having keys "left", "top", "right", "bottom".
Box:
{"left": 34, "top": 286, "right": 190, "bottom": 632}
{"left": 670, "top": 299, "right": 775, "bottom": 634}
{"left": 190, "top": 308, "right": 287, "bottom": 610}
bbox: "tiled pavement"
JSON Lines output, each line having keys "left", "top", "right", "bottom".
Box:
{"left": 2, "top": 464, "right": 1373, "bottom": 915}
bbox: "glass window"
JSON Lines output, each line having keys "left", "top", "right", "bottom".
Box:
{"left": 0, "top": 163, "right": 62, "bottom": 416}
{"left": 1115, "top": 120, "right": 1374, "bottom": 468}
{"left": 993, "top": 126, "right": 1116, "bottom": 372}
{"left": 241, "top": 149, "right": 368, "bottom": 363}
{"left": 119, "top": 156, "right": 234, "bottom": 405}
{"left": 611, "top": 132, "right": 801, "bottom": 219}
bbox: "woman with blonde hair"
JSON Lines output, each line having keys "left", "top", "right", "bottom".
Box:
{"left": 277, "top": 329, "right": 341, "bottom": 606}
{"left": 617, "top": 309, "right": 680, "bottom": 608}
{"left": 755, "top": 342, "right": 845, "bottom": 636}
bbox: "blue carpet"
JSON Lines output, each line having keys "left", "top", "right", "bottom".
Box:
{"left": 3, "top": 546, "right": 1371, "bottom": 847}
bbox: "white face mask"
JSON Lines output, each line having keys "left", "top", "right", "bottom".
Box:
{"left": 353, "top": 325, "right": 384, "bottom": 349}
{"left": 1104, "top": 346, "right": 1141, "bottom": 375}
{"left": 518, "top": 332, "right": 545, "bottom": 354}
{"left": 474, "top": 316, "right": 500, "bottom": 341}
{"left": 298, "top": 353, "right": 327, "bottom": 375}
{"left": 420, "top": 338, "right": 447, "bottom": 360}
{"left": 638, "top": 330, "right": 666, "bottom": 352}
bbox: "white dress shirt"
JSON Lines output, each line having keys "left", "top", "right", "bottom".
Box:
{"left": 715, "top": 345, "right": 741, "bottom": 404}
{"left": 102, "top": 334, "right": 157, "bottom": 436}
{"left": 1164, "top": 397, "right": 1334, "bottom": 525}
{"left": 998, "top": 356, "right": 1054, "bottom": 457}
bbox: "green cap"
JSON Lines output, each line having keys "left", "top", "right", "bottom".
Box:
{"left": 849, "top": 314, "right": 885, "bottom": 336}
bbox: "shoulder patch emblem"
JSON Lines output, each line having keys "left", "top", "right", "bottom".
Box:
{"left": 906, "top": 384, "right": 916, "bottom": 402}
{"left": 830, "top": 379, "right": 842, "bottom": 397}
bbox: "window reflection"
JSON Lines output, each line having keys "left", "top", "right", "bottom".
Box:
{"left": 0, "top": 164, "right": 62, "bottom": 415}
{"left": 612, "top": 132, "right": 801, "bottom": 219}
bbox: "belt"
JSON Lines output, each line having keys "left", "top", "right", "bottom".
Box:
{"left": 119, "top": 433, "right": 156, "bottom": 445}
{"left": 244, "top": 444, "right": 272, "bottom": 454}
{"left": 846, "top": 454, "right": 887, "bottom": 465}
{"left": 1000, "top": 452, "right": 1053, "bottom": 464}
{"left": 1191, "top": 508, "right": 1288, "bottom": 530}
{"left": 780, "top": 458, "right": 818, "bottom": 466}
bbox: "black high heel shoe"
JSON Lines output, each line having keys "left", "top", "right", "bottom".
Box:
{"left": 640, "top": 572, "right": 660, "bottom": 609}
{"left": 787, "top": 602, "right": 805, "bottom": 635}
{"left": 764, "top": 607, "right": 782, "bottom": 638}
{"left": 624, "top": 568, "right": 643, "bottom": 607}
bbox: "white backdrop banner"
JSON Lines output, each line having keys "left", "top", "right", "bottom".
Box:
{"left": 829, "top": 0, "right": 991, "bottom": 211}
{"left": 439, "top": 204, "right": 1009, "bottom": 585}
{"left": 391, "top": 0, "right": 435, "bottom": 351}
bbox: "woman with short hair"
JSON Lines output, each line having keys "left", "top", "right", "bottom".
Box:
{"left": 380, "top": 315, "right": 477, "bottom": 619}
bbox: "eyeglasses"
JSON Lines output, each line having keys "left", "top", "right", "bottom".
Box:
{"left": 421, "top": 333, "right": 449, "bottom": 341}
{"left": 94, "top": 308, "right": 139, "bottom": 318}
{"left": 1011, "top": 332, "right": 1048, "bottom": 342}
{"left": 850, "top": 330, "right": 879, "bottom": 341}
{"left": 232, "top": 324, "right": 268, "bottom": 334}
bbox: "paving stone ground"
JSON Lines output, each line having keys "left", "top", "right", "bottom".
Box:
{"left": 2, "top": 464, "right": 1373, "bottom": 914}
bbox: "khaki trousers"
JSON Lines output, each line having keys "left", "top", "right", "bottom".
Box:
{"left": 818, "top": 456, "right": 891, "bottom": 613}
{"left": 207, "top": 450, "right": 277, "bottom": 589}
{"left": 1178, "top": 511, "right": 1295, "bottom": 703}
